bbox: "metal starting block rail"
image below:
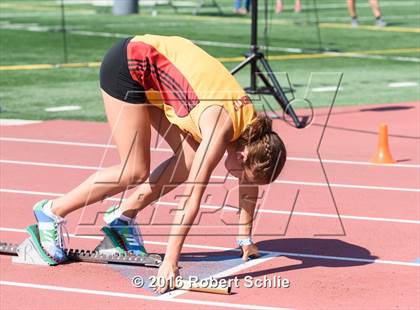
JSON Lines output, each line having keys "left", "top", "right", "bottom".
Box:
{"left": 0, "top": 225, "right": 162, "bottom": 268}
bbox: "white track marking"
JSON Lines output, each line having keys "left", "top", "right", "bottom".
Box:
{"left": 2, "top": 136, "right": 420, "bottom": 168}
{"left": 1, "top": 188, "right": 419, "bottom": 225}
{"left": 388, "top": 82, "right": 419, "bottom": 88}
{"left": 286, "top": 157, "right": 420, "bottom": 169}
{"left": 45, "top": 105, "right": 81, "bottom": 112}
{"left": 1, "top": 158, "right": 419, "bottom": 192}
{"left": 0, "top": 119, "right": 41, "bottom": 126}
{"left": 311, "top": 86, "right": 344, "bottom": 92}
{"left": 0, "top": 160, "right": 101, "bottom": 171}
{"left": 271, "top": 179, "right": 419, "bottom": 192}
{"left": 160, "top": 252, "right": 278, "bottom": 299}
{"left": 1, "top": 226, "right": 419, "bottom": 267}
{"left": 0, "top": 137, "right": 171, "bottom": 152}
{"left": 156, "top": 201, "right": 420, "bottom": 224}
{"left": 0, "top": 281, "right": 289, "bottom": 310}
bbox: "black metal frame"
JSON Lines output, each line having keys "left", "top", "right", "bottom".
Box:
{"left": 230, "top": 0, "right": 302, "bottom": 128}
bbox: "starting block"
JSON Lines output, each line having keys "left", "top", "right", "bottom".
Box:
{"left": 3, "top": 224, "right": 162, "bottom": 267}
{"left": 13, "top": 224, "right": 58, "bottom": 266}
{"left": 95, "top": 226, "right": 127, "bottom": 255}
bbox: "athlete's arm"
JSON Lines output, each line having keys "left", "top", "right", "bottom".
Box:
{"left": 238, "top": 183, "right": 260, "bottom": 261}
{"left": 155, "top": 106, "right": 233, "bottom": 294}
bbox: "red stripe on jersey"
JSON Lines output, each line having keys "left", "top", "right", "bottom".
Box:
{"left": 127, "top": 41, "right": 199, "bottom": 118}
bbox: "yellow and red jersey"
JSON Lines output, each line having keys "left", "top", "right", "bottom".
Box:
{"left": 127, "top": 34, "right": 255, "bottom": 142}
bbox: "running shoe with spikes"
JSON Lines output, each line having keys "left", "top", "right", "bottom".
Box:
{"left": 103, "top": 206, "right": 147, "bottom": 256}
{"left": 33, "top": 200, "right": 68, "bottom": 264}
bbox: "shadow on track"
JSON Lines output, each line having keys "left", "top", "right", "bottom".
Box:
{"left": 180, "top": 238, "right": 378, "bottom": 277}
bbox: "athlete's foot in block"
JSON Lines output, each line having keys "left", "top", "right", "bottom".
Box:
{"left": 33, "top": 200, "right": 68, "bottom": 263}
{"left": 104, "top": 206, "right": 147, "bottom": 256}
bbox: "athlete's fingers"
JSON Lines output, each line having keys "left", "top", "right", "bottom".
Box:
{"left": 241, "top": 244, "right": 260, "bottom": 261}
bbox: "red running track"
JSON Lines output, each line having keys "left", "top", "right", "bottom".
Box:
{"left": 0, "top": 102, "right": 419, "bottom": 309}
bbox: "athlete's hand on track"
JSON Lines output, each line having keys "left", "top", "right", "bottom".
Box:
{"left": 154, "top": 260, "right": 180, "bottom": 294}
{"left": 241, "top": 244, "right": 260, "bottom": 261}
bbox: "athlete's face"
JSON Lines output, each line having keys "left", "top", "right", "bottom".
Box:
{"left": 224, "top": 144, "right": 252, "bottom": 183}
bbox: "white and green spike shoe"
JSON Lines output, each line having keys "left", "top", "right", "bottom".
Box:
{"left": 33, "top": 200, "right": 68, "bottom": 264}
{"left": 102, "top": 206, "right": 147, "bottom": 256}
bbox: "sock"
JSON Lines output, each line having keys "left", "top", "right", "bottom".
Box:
{"left": 120, "top": 214, "right": 133, "bottom": 223}
{"left": 42, "top": 200, "right": 62, "bottom": 221}
{"left": 104, "top": 206, "right": 133, "bottom": 224}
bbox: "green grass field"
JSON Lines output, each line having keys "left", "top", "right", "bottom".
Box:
{"left": 0, "top": 0, "right": 419, "bottom": 121}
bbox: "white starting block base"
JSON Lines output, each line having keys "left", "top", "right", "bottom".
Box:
{"left": 12, "top": 237, "right": 51, "bottom": 266}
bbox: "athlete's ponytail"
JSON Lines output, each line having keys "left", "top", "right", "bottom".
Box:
{"left": 238, "top": 114, "right": 287, "bottom": 184}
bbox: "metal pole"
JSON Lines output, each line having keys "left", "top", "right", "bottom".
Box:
{"left": 250, "top": 0, "right": 258, "bottom": 90}
{"left": 312, "top": 0, "right": 323, "bottom": 51}
{"left": 60, "top": 0, "right": 68, "bottom": 63}
{"left": 113, "top": 0, "right": 139, "bottom": 15}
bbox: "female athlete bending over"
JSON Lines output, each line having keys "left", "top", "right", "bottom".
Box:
{"left": 33, "top": 35, "right": 287, "bottom": 293}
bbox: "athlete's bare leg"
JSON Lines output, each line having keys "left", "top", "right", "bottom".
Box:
{"left": 294, "top": 0, "right": 301, "bottom": 13}
{"left": 275, "top": 0, "right": 283, "bottom": 13}
{"left": 369, "top": 0, "right": 382, "bottom": 18}
{"left": 51, "top": 91, "right": 151, "bottom": 217}
{"left": 119, "top": 105, "right": 199, "bottom": 218}
{"left": 347, "top": 0, "right": 357, "bottom": 18}
{"left": 348, "top": 0, "right": 382, "bottom": 18}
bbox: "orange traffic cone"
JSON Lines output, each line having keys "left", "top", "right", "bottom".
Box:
{"left": 370, "top": 123, "right": 396, "bottom": 164}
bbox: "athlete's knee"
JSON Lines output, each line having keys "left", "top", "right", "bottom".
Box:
{"left": 120, "top": 165, "right": 150, "bottom": 185}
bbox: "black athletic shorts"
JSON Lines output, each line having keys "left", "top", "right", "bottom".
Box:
{"left": 99, "top": 37, "right": 146, "bottom": 103}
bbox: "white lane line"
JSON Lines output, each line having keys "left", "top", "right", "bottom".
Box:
{"left": 0, "top": 137, "right": 171, "bottom": 152}
{"left": 0, "top": 159, "right": 101, "bottom": 171}
{"left": 270, "top": 179, "right": 420, "bottom": 193}
{"left": 2, "top": 136, "right": 419, "bottom": 168}
{"left": 45, "top": 105, "right": 81, "bottom": 112}
{"left": 0, "top": 119, "right": 41, "bottom": 126}
{"left": 311, "top": 86, "right": 344, "bottom": 92}
{"left": 388, "top": 82, "right": 419, "bottom": 88}
{"left": 286, "top": 157, "right": 420, "bottom": 169}
{"left": 1, "top": 187, "right": 419, "bottom": 226}
{"left": 0, "top": 281, "right": 288, "bottom": 310}
{"left": 218, "top": 174, "right": 419, "bottom": 193}
{"left": 0, "top": 11, "right": 95, "bottom": 18}
{"left": 156, "top": 201, "right": 420, "bottom": 224}
{"left": 1, "top": 226, "right": 419, "bottom": 267}
{"left": 2, "top": 159, "right": 419, "bottom": 192}
{"left": 2, "top": 159, "right": 420, "bottom": 192}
